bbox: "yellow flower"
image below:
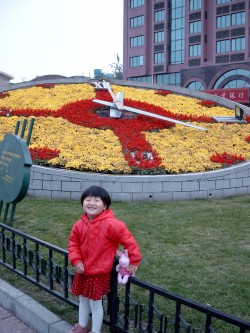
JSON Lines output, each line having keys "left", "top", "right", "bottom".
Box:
{"left": 1, "top": 83, "right": 249, "bottom": 174}
{"left": 0, "top": 84, "right": 95, "bottom": 110}
{"left": 112, "top": 85, "right": 234, "bottom": 117}
{"left": 145, "top": 123, "right": 250, "bottom": 173}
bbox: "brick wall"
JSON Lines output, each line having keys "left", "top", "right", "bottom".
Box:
{"left": 28, "top": 163, "right": 250, "bottom": 202}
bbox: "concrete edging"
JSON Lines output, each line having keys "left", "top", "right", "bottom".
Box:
{"left": 28, "top": 162, "right": 250, "bottom": 202}
{"left": 0, "top": 278, "right": 71, "bottom": 333}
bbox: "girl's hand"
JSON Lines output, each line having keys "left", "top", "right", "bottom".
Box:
{"left": 127, "top": 264, "right": 138, "bottom": 276}
{"left": 75, "top": 262, "right": 84, "bottom": 274}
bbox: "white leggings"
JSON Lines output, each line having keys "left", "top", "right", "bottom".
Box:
{"left": 79, "top": 295, "right": 103, "bottom": 333}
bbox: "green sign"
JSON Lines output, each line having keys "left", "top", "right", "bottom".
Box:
{"left": 0, "top": 133, "right": 32, "bottom": 203}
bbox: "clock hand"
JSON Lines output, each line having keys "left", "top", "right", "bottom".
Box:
{"left": 93, "top": 99, "right": 208, "bottom": 131}
{"left": 102, "top": 81, "right": 124, "bottom": 110}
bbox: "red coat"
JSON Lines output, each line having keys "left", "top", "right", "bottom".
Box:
{"left": 68, "top": 209, "right": 142, "bottom": 275}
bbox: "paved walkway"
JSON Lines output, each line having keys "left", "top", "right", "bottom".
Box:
{"left": 0, "top": 278, "right": 71, "bottom": 333}
{"left": 0, "top": 305, "right": 37, "bottom": 333}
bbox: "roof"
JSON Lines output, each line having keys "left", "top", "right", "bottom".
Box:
{"left": 0, "top": 71, "right": 14, "bottom": 79}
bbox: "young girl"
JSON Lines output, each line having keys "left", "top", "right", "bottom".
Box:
{"left": 67, "top": 186, "right": 142, "bottom": 333}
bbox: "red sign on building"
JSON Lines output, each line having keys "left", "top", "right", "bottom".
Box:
{"left": 205, "top": 88, "right": 249, "bottom": 102}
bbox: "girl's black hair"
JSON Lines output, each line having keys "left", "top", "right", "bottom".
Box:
{"left": 80, "top": 186, "right": 111, "bottom": 208}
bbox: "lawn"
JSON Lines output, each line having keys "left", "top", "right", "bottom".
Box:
{"left": 0, "top": 195, "right": 249, "bottom": 326}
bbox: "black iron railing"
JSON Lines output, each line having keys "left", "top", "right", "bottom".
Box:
{"left": 0, "top": 222, "right": 249, "bottom": 333}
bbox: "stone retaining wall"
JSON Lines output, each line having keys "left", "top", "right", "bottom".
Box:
{"left": 28, "top": 163, "right": 250, "bottom": 202}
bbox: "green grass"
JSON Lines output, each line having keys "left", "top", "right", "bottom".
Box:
{"left": 0, "top": 195, "right": 250, "bottom": 326}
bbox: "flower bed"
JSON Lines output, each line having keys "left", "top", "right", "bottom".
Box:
{"left": 0, "top": 83, "right": 250, "bottom": 174}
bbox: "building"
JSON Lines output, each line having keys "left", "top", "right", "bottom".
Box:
{"left": 0, "top": 71, "right": 14, "bottom": 87}
{"left": 123, "top": 0, "right": 250, "bottom": 105}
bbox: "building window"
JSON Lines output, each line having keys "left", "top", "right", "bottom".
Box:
{"left": 154, "top": 31, "right": 164, "bottom": 43}
{"left": 129, "top": 55, "right": 144, "bottom": 67}
{"left": 187, "top": 81, "right": 204, "bottom": 90}
{"left": 213, "top": 69, "right": 250, "bottom": 88}
{"left": 216, "top": 0, "right": 230, "bottom": 4}
{"left": 216, "top": 38, "right": 245, "bottom": 53}
{"left": 217, "top": 12, "right": 245, "bottom": 29}
{"left": 189, "top": 44, "right": 201, "bottom": 57}
{"left": 232, "top": 12, "right": 245, "bottom": 26}
{"left": 130, "top": 0, "right": 144, "bottom": 8}
{"left": 216, "top": 15, "right": 230, "bottom": 28}
{"left": 216, "top": 39, "right": 230, "bottom": 53}
{"left": 130, "top": 15, "right": 144, "bottom": 28}
{"left": 154, "top": 10, "right": 165, "bottom": 22}
{"left": 189, "top": 0, "right": 201, "bottom": 11}
{"left": 189, "top": 20, "right": 201, "bottom": 34}
{"left": 130, "top": 35, "right": 144, "bottom": 47}
{"left": 154, "top": 52, "right": 164, "bottom": 64}
{"left": 130, "top": 76, "right": 152, "bottom": 83}
{"left": 224, "top": 80, "right": 250, "bottom": 88}
{"left": 156, "top": 73, "right": 181, "bottom": 86}
{"left": 172, "top": 6, "right": 185, "bottom": 20}
{"left": 232, "top": 37, "right": 245, "bottom": 51}
{"left": 170, "top": 1, "right": 185, "bottom": 64}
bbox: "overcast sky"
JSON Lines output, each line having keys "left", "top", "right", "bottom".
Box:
{"left": 0, "top": 0, "right": 123, "bottom": 83}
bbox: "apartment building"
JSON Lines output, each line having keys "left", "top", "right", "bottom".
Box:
{"left": 123, "top": 0, "right": 250, "bottom": 104}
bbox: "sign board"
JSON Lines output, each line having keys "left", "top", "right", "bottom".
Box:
{"left": 205, "top": 88, "right": 249, "bottom": 102}
{"left": 0, "top": 133, "right": 32, "bottom": 203}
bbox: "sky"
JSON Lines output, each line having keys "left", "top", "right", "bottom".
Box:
{"left": 0, "top": 0, "right": 123, "bottom": 83}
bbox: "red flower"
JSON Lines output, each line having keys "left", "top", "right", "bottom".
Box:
{"left": 36, "top": 84, "right": 55, "bottom": 89}
{"left": 0, "top": 86, "right": 218, "bottom": 173}
{"left": 0, "top": 92, "right": 10, "bottom": 99}
{"left": 154, "top": 90, "right": 172, "bottom": 96}
{"left": 30, "top": 147, "right": 60, "bottom": 162}
{"left": 245, "top": 135, "right": 250, "bottom": 143}
{"left": 245, "top": 116, "right": 250, "bottom": 124}
{"left": 198, "top": 100, "right": 218, "bottom": 108}
{"left": 210, "top": 152, "right": 245, "bottom": 165}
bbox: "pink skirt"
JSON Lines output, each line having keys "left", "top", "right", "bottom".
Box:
{"left": 71, "top": 273, "right": 111, "bottom": 300}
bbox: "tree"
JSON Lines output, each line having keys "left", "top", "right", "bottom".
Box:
{"left": 109, "top": 54, "right": 123, "bottom": 80}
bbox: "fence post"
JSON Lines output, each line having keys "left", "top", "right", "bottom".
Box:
{"left": 109, "top": 260, "right": 118, "bottom": 333}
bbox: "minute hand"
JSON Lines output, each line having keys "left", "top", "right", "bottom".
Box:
{"left": 93, "top": 99, "right": 208, "bottom": 131}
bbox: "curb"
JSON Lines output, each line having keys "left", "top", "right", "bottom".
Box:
{"left": 0, "top": 278, "right": 71, "bottom": 333}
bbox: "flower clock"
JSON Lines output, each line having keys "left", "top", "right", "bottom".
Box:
{"left": 0, "top": 82, "right": 250, "bottom": 175}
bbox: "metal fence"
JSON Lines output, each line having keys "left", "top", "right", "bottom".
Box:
{"left": 0, "top": 222, "right": 249, "bottom": 333}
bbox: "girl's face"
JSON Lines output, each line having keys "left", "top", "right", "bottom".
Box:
{"left": 83, "top": 195, "right": 107, "bottom": 220}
